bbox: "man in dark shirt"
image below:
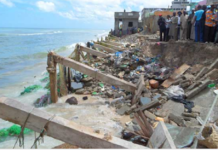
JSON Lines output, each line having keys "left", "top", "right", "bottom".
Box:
{"left": 187, "top": 9, "right": 195, "bottom": 39}
{"left": 157, "top": 14, "right": 166, "bottom": 41}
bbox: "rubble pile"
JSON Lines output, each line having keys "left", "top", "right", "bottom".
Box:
{"left": 81, "top": 34, "right": 218, "bottom": 148}
{"left": 46, "top": 33, "right": 218, "bottom": 148}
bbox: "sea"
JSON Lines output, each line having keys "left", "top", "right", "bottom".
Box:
{"left": 0, "top": 28, "right": 113, "bottom": 148}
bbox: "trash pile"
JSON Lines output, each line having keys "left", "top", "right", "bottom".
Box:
{"left": 16, "top": 33, "right": 218, "bottom": 148}
{"left": 70, "top": 35, "right": 218, "bottom": 149}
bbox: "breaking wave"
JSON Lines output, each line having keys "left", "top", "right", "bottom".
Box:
{"left": 0, "top": 31, "right": 63, "bottom": 37}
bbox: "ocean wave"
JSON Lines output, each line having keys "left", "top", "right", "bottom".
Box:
{"left": 0, "top": 31, "right": 63, "bottom": 37}
{"left": 17, "top": 31, "right": 63, "bottom": 36}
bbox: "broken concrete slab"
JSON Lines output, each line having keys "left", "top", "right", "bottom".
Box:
{"left": 144, "top": 110, "right": 156, "bottom": 120}
{"left": 168, "top": 113, "right": 186, "bottom": 127}
{"left": 166, "top": 124, "right": 197, "bottom": 148}
{"left": 116, "top": 105, "right": 131, "bottom": 116}
{"left": 140, "top": 97, "right": 151, "bottom": 106}
{"left": 75, "top": 89, "right": 85, "bottom": 94}
{"left": 156, "top": 100, "right": 184, "bottom": 118}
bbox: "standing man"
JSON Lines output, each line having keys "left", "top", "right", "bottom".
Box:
{"left": 201, "top": 5, "right": 207, "bottom": 41}
{"left": 165, "top": 15, "right": 172, "bottom": 41}
{"left": 187, "top": 9, "right": 195, "bottom": 39}
{"left": 205, "top": 5, "right": 217, "bottom": 43}
{"left": 157, "top": 14, "right": 166, "bottom": 41}
{"left": 194, "top": 5, "right": 204, "bottom": 42}
{"left": 170, "top": 12, "right": 178, "bottom": 40}
{"left": 214, "top": 10, "right": 218, "bottom": 44}
{"left": 177, "top": 11, "right": 182, "bottom": 40}
{"left": 180, "top": 11, "right": 188, "bottom": 40}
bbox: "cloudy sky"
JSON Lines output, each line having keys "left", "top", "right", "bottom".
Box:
{"left": 0, "top": 0, "right": 199, "bottom": 29}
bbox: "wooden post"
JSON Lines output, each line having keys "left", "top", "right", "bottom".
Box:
{"left": 0, "top": 97, "right": 147, "bottom": 149}
{"left": 75, "top": 46, "right": 80, "bottom": 62}
{"left": 47, "top": 52, "right": 58, "bottom": 103}
{"left": 67, "top": 67, "right": 71, "bottom": 90}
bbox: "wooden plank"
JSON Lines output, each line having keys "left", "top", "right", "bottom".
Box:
{"left": 134, "top": 114, "right": 150, "bottom": 137}
{"left": 78, "top": 45, "right": 109, "bottom": 58}
{"left": 148, "top": 121, "right": 176, "bottom": 149}
{"left": 162, "top": 64, "right": 190, "bottom": 88}
{"left": 132, "top": 75, "right": 145, "bottom": 105}
{"left": 100, "top": 42, "right": 125, "bottom": 51}
{"left": 106, "top": 41, "right": 123, "bottom": 46}
{"left": 0, "top": 97, "right": 147, "bottom": 149}
{"left": 93, "top": 44, "right": 116, "bottom": 53}
{"left": 52, "top": 53, "right": 137, "bottom": 93}
{"left": 135, "top": 100, "right": 160, "bottom": 112}
{"left": 138, "top": 111, "right": 153, "bottom": 137}
{"left": 47, "top": 52, "right": 58, "bottom": 103}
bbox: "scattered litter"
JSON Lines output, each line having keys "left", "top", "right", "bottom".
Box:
{"left": 20, "top": 85, "right": 42, "bottom": 95}
{"left": 83, "top": 96, "right": 88, "bottom": 101}
{"left": 66, "top": 97, "right": 78, "bottom": 105}
{"left": 164, "top": 85, "right": 185, "bottom": 98}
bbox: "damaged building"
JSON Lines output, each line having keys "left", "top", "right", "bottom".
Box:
{"left": 114, "top": 10, "right": 140, "bottom": 36}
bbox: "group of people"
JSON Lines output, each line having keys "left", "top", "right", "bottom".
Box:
{"left": 157, "top": 4, "right": 218, "bottom": 44}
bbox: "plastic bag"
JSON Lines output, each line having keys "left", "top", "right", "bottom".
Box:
{"left": 164, "top": 85, "right": 185, "bottom": 98}
{"left": 115, "top": 52, "right": 123, "bottom": 66}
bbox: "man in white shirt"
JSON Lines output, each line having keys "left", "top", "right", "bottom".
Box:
{"left": 180, "top": 11, "right": 188, "bottom": 40}
{"left": 165, "top": 15, "right": 171, "bottom": 41}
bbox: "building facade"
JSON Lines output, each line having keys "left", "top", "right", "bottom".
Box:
{"left": 114, "top": 11, "right": 139, "bottom": 36}
{"left": 172, "top": 0, "right": 189, "bottom": 9}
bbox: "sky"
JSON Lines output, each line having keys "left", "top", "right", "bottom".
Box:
{"left": 0, "top": 0, "right": 201, "bottom": 29}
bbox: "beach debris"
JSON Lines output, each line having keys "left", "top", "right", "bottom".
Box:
{"left": 198, "top": 126, "right": 218, "bottom": 148}
{"left": 149, "top": 80, "right": 159, "bottom": 89}
{"left": 162, "top": 64, "right": 190, "bottom": 88}
{"left": 83, "top": 96, "right": 88, "bottom": 101}
{"left": 0, "top": 125, "right": 32, "bottom": 142}
{"left": 34, "top": 93, "right": 51, "bottom": 108}
{"left": 65, "top": 97, "right": 78, "bottom": 105}
{"left": 20, "top": 85, "right": 42, "bottom": 95}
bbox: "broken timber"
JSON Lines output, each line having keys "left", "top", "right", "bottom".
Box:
{"left": 51, "top": 52, "right": 136, "bottom": 92}
{"left": 99, "top": 42, "right": 125, "bottom": 51}
{"left": 106, "top": 41, "right": 124, "bottom": 47}
{"left": 93, "top": 44, "right": 116, "bottom": 53}
{"left": 0, "top": 97, "right": 146, "bottom": 149}
{"left": 77, "top": 45, "right": 109, "bottom": 58}
{"left": 132, "top": 75, "right": 145, "bottom": 105}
